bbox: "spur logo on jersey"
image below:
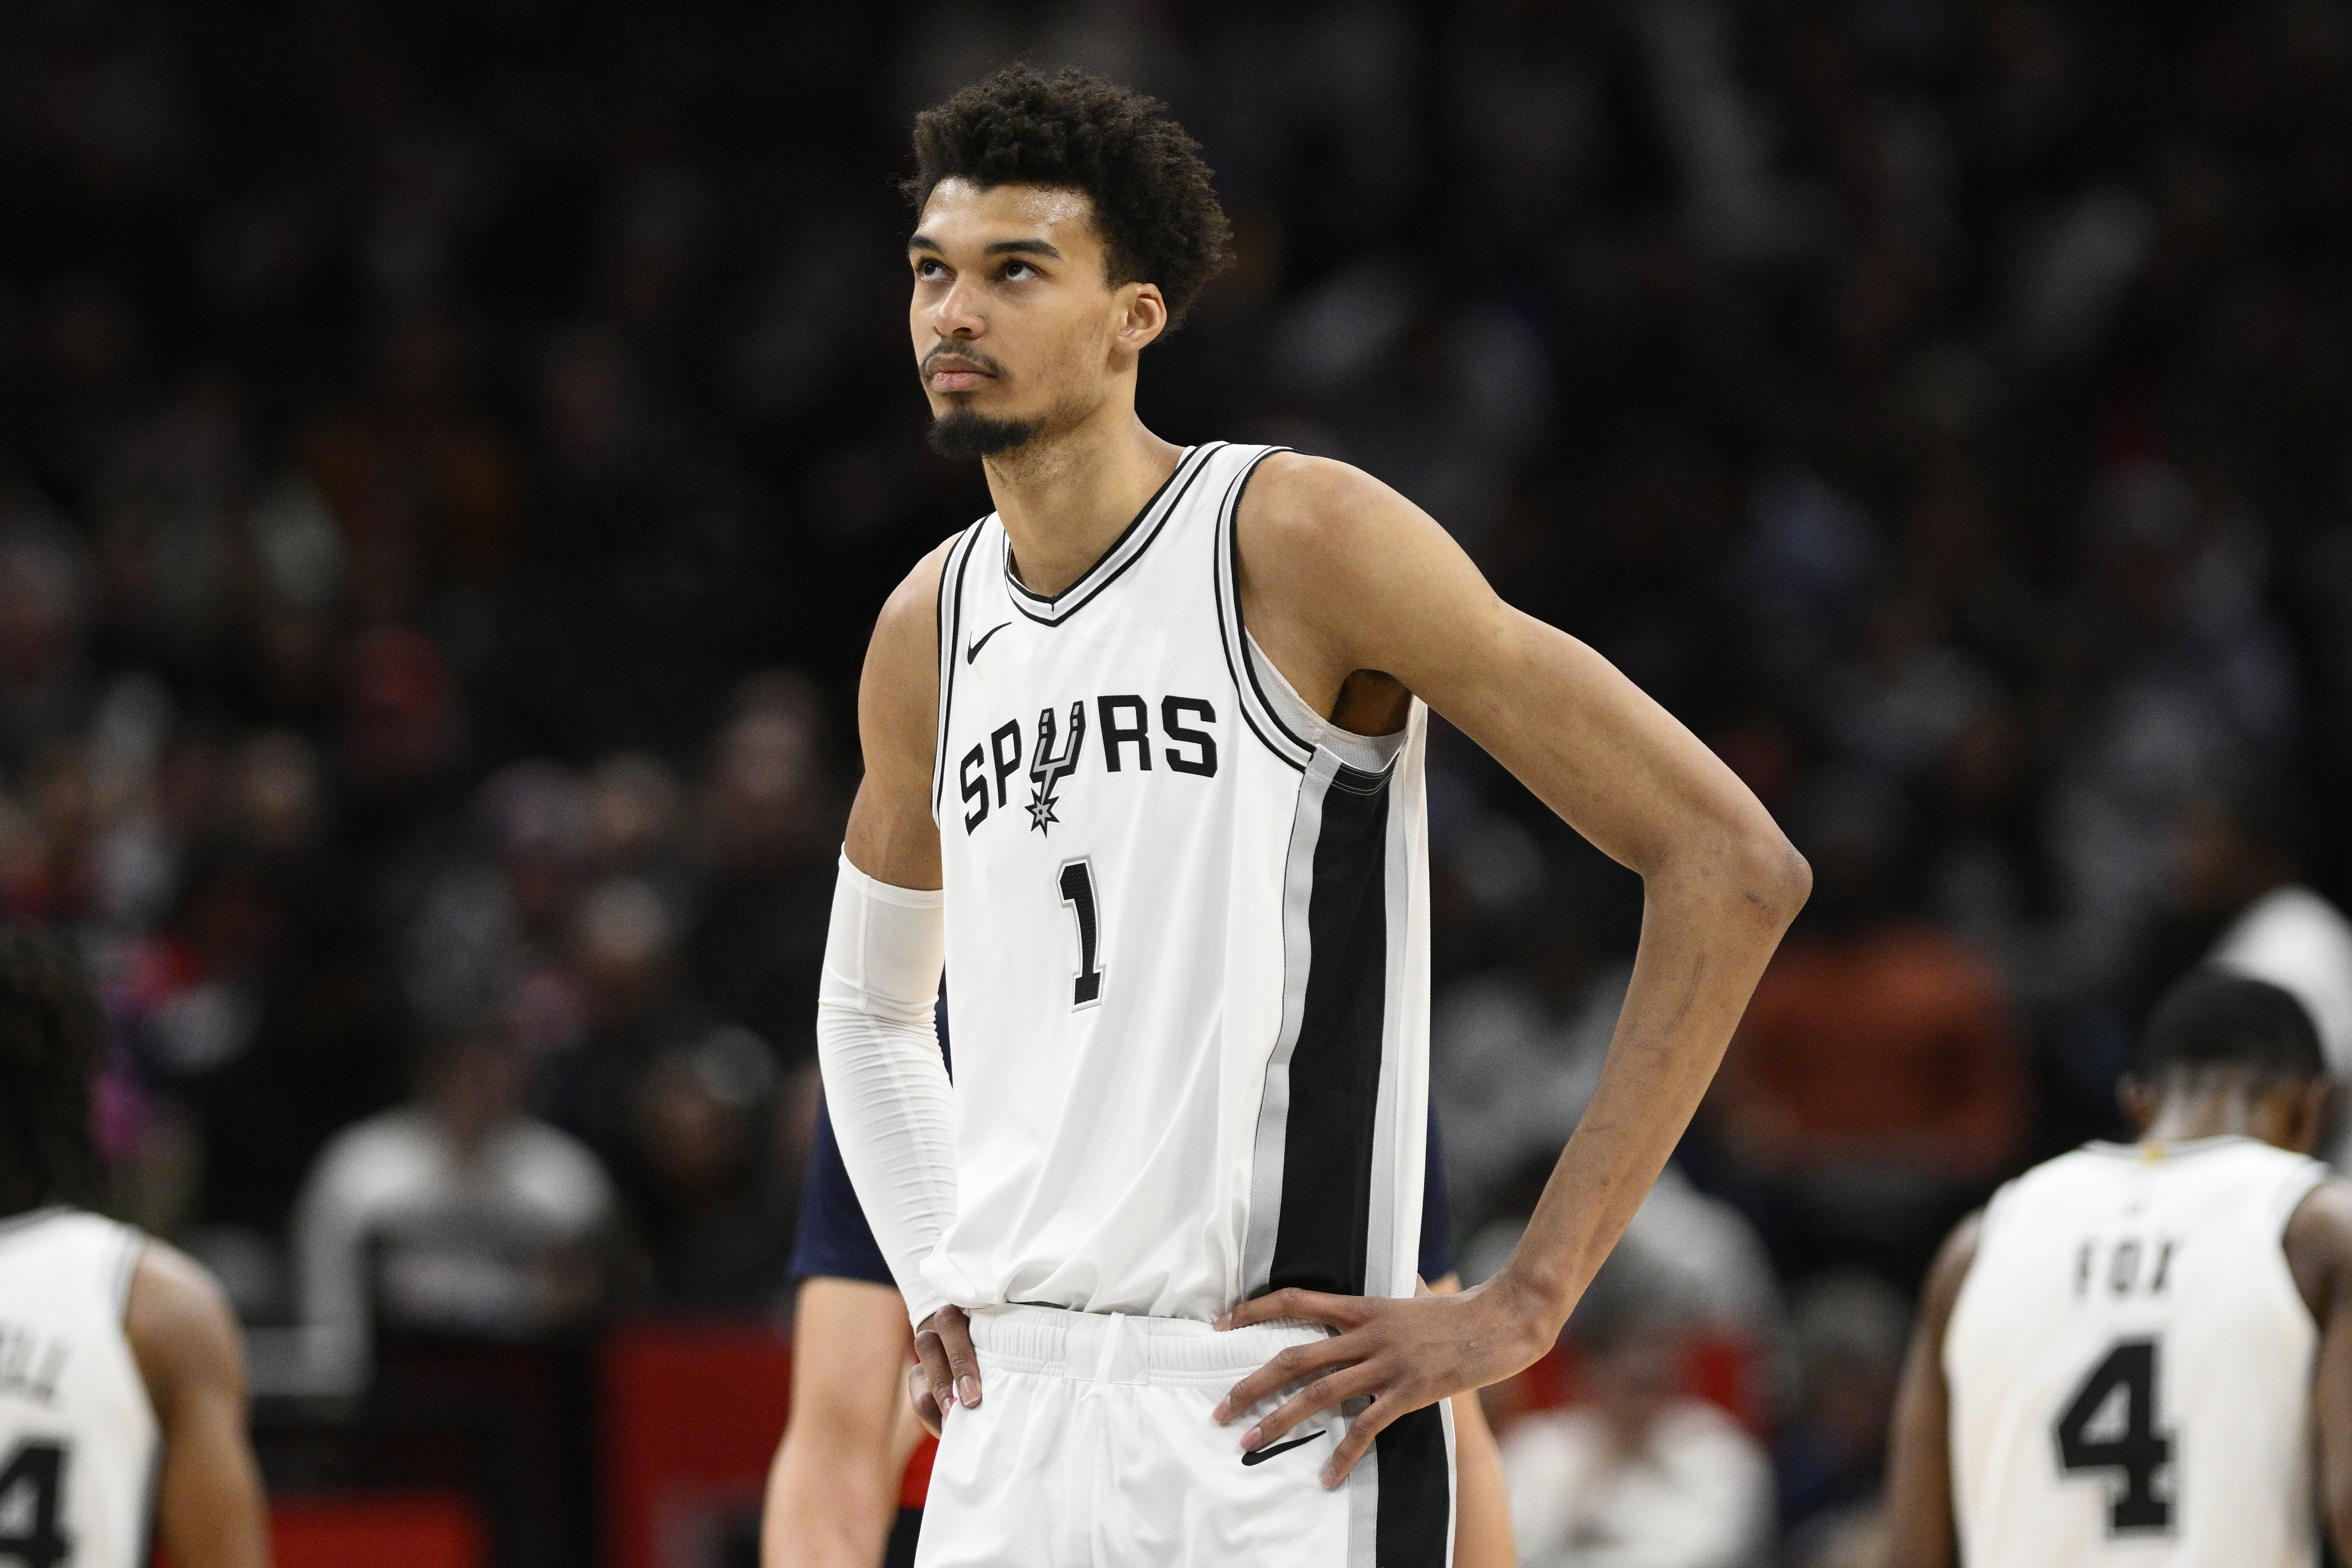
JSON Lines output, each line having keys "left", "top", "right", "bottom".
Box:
{"left": 959, "top": 694, "right": 1220, "bottom": 834}
{"left": 1026, "top": 701, "right": 1085, "bottom": 833}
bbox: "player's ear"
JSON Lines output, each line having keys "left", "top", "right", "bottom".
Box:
{"left": 2293, "top": 1077, "right": 2338, "bottom": 1158}
{"left": 2116, "top": 1073, "right": 2156, "bottom": 1134}
{"left": 1114, "top": 281, "right": 1167, "bottom": 355}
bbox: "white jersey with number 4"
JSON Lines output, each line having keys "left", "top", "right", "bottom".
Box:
{"left": 1945, "top": 1137, "right": 2328, "bottom": 1567}
{"left": 924, "top": 440, "right": 1432, "bottom": 1323}
{"left": 0, "top": 1208, "right": 159, "bottom": 1568}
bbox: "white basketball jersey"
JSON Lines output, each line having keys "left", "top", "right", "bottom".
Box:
{"left": 924, "top": 441, "right": 1432, "bottom": 1323}
{"left": 1945, "top": 1137, "right": 2328, "bottom": 1567}
{"left": 0, "top": 1209, "right": 160, "bottom": 1568}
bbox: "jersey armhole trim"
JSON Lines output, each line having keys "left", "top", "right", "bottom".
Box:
{"left": 2273, "top": 1162, "right": 2333, "bottom": 1240}
{"left": 931, "top": 520, "right": 985, "bottom": 821}
{"left": 1212, "top": 447, "right": 1314, "bottom": 771}
{"left": 112, "top": 1226, "right": 145, "bottom": 1318}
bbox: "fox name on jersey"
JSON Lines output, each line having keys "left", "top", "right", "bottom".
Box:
{"left": 1944, "top": 1137, "right": 2327, "bottom": 1567}
{"left": 923, "top": 440, "right": 1434, "bottom": 1329}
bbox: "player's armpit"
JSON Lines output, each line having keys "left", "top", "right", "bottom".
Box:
{"left": 845, "top": 534, "right": 954, "bottom": 890}
{"left": 1883, "top": 1210, "right": 1981, "bottom": 1568}
{"left": 125, "top": 1242, "right": 271, "bottom": 1568}
{"left": 763, "top": 1278, "right": 917, "bottom": 1568}
{"left": 2285, "top": 1178, "right": 2352, "bottom": 1564}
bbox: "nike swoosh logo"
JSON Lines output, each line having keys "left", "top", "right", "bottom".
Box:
{"left": 965, "top": 622, "right": 1011, "bottom": 663}
{"left": 1240, "top": 1430, "right": 1326, "bottom": 1467}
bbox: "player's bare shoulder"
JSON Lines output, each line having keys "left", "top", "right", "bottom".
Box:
{"left": 866, "top": 533, "right": 958, "bottom": 679}
{"left": 1232, "top": 451, "right": 1424, "bottom": 587}
{"left": 1922, "top": 1208, "right": 1985, "bottom": 1325}
{"left": 2284, "top": 1175, "right": 2352, "bottom": 1323}
{"left": 858, "top": 534, "right": 959, "bottom": 747}
{"left": 123, "top": 1239, "right": 249, "bottom": 1417}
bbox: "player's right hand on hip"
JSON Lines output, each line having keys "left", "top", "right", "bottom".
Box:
{"left": 913, "top": 1304, "right": 980, "bottom": 1432}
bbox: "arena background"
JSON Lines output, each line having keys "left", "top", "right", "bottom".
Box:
{"left": 4, "top": 1, "right": 2350, "bottom": 1564}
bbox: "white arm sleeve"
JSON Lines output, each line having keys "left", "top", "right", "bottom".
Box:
{"left": 815, "top": 851, "right": 956, "bottom": 1328}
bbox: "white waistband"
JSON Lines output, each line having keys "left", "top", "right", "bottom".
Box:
{"left": 965, "top": 1304, "right": 1328, "bottom": 1387}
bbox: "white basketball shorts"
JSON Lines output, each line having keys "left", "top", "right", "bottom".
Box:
{"left": 913, "top": 1303, "right": 1454, "bottom": 1568}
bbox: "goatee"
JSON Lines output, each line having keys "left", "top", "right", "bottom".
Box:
{"left": 928, "top": 408, "right": 1042, "bottom": 459}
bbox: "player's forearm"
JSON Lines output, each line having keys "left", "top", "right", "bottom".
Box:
{"left": 1492, "top": 848, "right": 1805, "bottom": 1326}
{"left": 815, "top": 855, "right": 958, "bottom": 1326}
{"left": 157, "top": 1401, "right": 272, "bottom": 1568}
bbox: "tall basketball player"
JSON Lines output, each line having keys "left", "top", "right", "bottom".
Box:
{"left": 0, "top": 930, "right": 272, "bottom": 1568}
{"left": 1885, "top": 970, "right": 2352, "bottom": 1565}
{"left": 818, "top": 66, "right": 1810, "bottom": 1566}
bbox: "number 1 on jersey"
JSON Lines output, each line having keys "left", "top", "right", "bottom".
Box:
{"left": 1057, "top": 858, "right": 1104, "bottom": 1008}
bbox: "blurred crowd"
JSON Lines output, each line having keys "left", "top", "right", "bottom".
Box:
{"left": 6, "top": 0, "right": 2352, "bottom": 1563}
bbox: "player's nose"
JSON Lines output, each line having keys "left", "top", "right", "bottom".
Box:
{"left": 929, "top": 274, "right": 986, "bottom": 337}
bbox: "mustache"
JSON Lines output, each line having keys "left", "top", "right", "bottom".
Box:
{"left": 923, "top": 343, "right": 1007, "bottom": 376}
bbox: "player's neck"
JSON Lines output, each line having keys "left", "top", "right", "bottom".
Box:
{"left": 985, "top": 406, "right": 1183, "bottom": 599}
{"left": 2139, "top": 1091, "right": 2286, "bottom": 1148}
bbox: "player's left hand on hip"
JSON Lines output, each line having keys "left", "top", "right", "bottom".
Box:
{"left": 1211, "top": 1274, "right": 1555, "bottom": 1487}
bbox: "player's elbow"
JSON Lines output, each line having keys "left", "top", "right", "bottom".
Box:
{"left": 1725, "top": 815, "right": 1811, "bottom": 933}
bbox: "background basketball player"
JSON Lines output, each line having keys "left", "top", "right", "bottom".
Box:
{"left": 0, "top": 929, "right": 272, "bottom": 1568}
{"left": 1884, "top": 969, "right": 2352, "bottom": 1565}
{"left": 819, "top": 66, "right": 1807, "bottom": 1566}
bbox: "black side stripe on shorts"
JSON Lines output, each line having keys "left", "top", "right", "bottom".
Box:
{"left": 1265, "top": 758, "right": 1392, "bottom": 1297}
{"left": 1374, "top": 1405, "right": 1451, "bottom": 1568}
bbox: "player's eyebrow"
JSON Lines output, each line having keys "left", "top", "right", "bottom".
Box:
{"left": 905, "top": 234, "right": 1063, "bottom": 259}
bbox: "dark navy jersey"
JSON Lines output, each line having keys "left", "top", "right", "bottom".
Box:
{"left": 794, "top": 1095, "right": 1457, "bottom": 1289}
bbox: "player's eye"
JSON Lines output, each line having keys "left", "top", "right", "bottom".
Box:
{"left": 914, "top": 258, "right": 947, "bottom": 280}
{"left": 1002, "top": 259, "right": 1037, "bottom": 281}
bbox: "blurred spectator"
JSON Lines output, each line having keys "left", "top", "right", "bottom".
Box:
{"left": 1465, "top": 1165, "right": 1782, "bottom": 1363}
{"left": 628, "top": 1026, "right": 808, "bottom": 1312}
{"left": 1434, "top": 905, "right": 1626, "bottom": 1232}
{"left": 1501, "top": 1300, "right": 1773, "bottom": 1568}
{"left": 2171, "top": 785, "right": 2352, "bottom": 1169}
{"left": 291, "top": 1025, "right": 615, "bottom": 1393}
{"left": 686, "top": 673, "right": 840, "bottom": 1069}
{"left": 1709, "top": 775, "right": 2026, "bottom": 1281}
{"left": 1772, "top": 1271, "right": 1911, "bottom": 1555}
{"left": 404, "top": 758, "right": 590, "bottom": 1040}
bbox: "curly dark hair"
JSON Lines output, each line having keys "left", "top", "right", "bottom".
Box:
{"left": 0, "top": 929, "right": 109, "bottom": 1215}
{"left": 905, "top": 66, "right": 1232, "bottom": 327}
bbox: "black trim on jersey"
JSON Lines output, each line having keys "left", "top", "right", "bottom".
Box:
{"left": 931, "top": 521, "right": 984, "bottom": 819}
{"left": 1209, "top": 448, "right": 1312, "bottom": 771}
{"left": 1374, "top": 1405, "right": 1453, "bottom": 1567}
{"left": 1004, "top": 443, "right": 1221, "bottom": 626}
{"left": 1224, "top": 458, "right": 1314, "bottom": 757}
{"left": 1265, "top": 763, "right": 1392, "bottom": 1296}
